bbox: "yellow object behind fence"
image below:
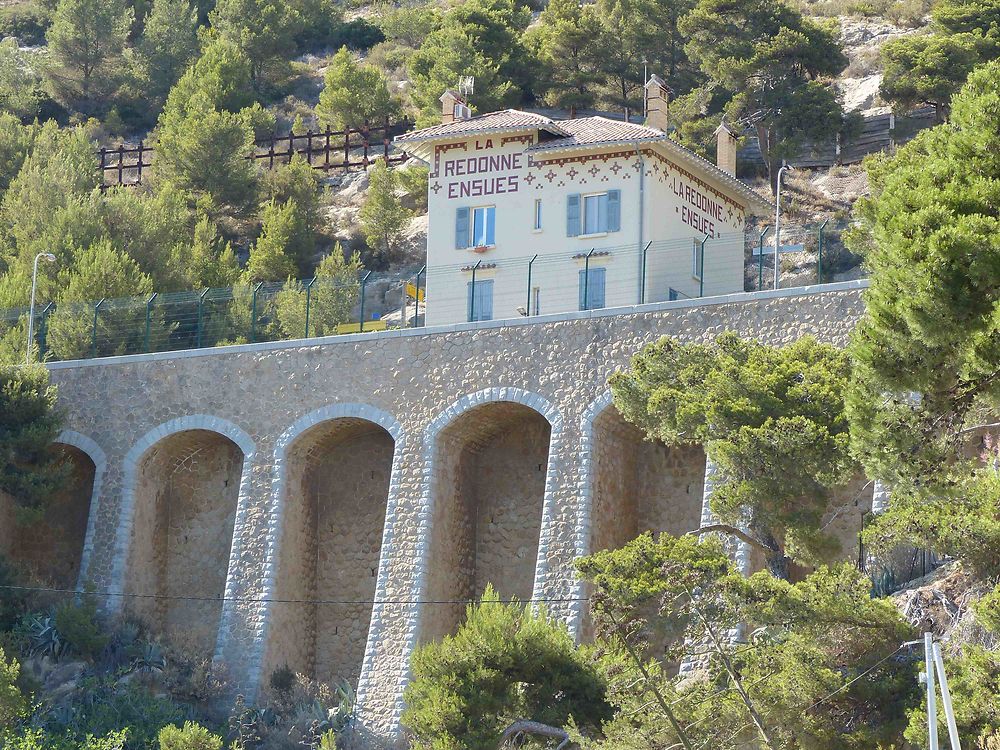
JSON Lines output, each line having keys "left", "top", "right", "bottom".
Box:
{"left": 336, "top": 320, "right": 388, "bottom": 334}
{"left": 405, "top": 282, "right": 425, "bottom": 302}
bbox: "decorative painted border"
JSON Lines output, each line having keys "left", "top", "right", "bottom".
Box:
{"left": 107, "top": 416, "right": 256, "bottom": 619}
{"left": 244, "top": 402, "right": 405, "bottom": 705}
{"left": 54, "top": 430, "right": 108, "bottom": 593}
{"left": 391, "top": 387, "right": 564, "bottom": 734}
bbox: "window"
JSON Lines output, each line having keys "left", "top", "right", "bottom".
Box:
{"left": 567, "top": 191, "right": 620, "bottom": 237}
{"left": 473, "top": 206, "right": 495, "bottom": 247}
{"left": 692, "top": 238, "right": 703, "bottom": 279}
{"left": 455, "top": 206, "right": 496, "bottom": 249}
{"left": 467, "top": 279, "right": 494, "bottom": 321}
{"left": 578, "top": 267, "right": 606, "bottom": 310}
{"left": 533, "top": 199, "right": 542, "bottom": 231}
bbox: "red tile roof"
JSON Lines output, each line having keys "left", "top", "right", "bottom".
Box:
{"left": 395, "top": 110, "right": 569, "bottom": 143}
{"left": 526, "top": 117, "right": 666, "bottom": 152}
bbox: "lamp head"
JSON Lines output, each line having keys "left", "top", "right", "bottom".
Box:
{"left": 42, "top": 253, "right": 56, "bottom": 262}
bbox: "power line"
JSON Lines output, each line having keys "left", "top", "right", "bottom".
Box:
{"left": 0, "top": 584, "right": 589, "bottom": 607}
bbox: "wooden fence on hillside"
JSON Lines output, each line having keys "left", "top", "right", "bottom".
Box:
{"left": 98, "top": 117, "right": 413, "bottom": 189}
{"left": 738, "top": 105, "right": 938, "bottom": 169}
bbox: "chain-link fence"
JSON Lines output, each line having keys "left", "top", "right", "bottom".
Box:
{"left": 3, "top": 224, "right": 863, "bottom": 363}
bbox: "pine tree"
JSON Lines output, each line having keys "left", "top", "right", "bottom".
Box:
{"left": 846, "top": 61, "right": 1000, "bottom": 576}
{"left": 610, "top": 332, "right": 856, "bottom": 578}
{"left": 315, "top": 46, "right": 399, "bottom": 131}
{"left": 359, "top": 160, "right": 411, "bottom": 268}
{"left": 0, "top": 363, "right": 67, "bottom": 517}
{"left": 45, "top": 0, "right": 134, "bottom": 110}
{"left": 527, "top": 0, "right": 602, "bottom": 115}
{"left": 244, "top": 199, "right": 300, "bottom": 283}
{"left": 209, "top": 0, "right": 303, "bottom": 82}
{"left": 133, "top": 0, "right": 199, "bottom": 106}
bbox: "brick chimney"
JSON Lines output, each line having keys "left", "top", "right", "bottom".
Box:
{"left": 643, "top": 74, "right": 672, "bottom": 133}
{"left": 440, "top": 90, "right": 469, "bottom": 124}
{"left": 714, "top": 120, "right": 739, "bottom": 177}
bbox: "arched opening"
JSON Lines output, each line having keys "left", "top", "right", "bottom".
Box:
{"left": 124, "top": 429, "right": 243, "bottom": 657}
{"left": 265, "top": 418, "right": 395, "bottom": 690}
{"left": 589, "top": 405, "right": 705, "bottom": 554}
{"left": 423, "top": 401, "right": 552, "bottom": 643}
{"left": 1, "top": 444, "right": 96, "bottom": 587}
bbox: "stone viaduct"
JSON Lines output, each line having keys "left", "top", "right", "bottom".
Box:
{"left": 11, "top": 280, "right": 870, "bottom": 747}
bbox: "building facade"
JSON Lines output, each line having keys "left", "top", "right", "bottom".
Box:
{"left": 396, "top": 78, "right": 771, "bottom": 326}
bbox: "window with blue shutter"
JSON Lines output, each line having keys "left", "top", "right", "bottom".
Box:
{"left": 567, "top": 194, "right": 581, "bottom": 236}
{"left": 467, "top": 279, "right": 494, "bottom": 321}
{"left": 577, "top": 192, "right": 622, "bottom": 235}
{"left": 455, "top": 207, "right": 470, "bottom": 249}
{"left": 579, "top": 267, "right": 606, "bottom": 310}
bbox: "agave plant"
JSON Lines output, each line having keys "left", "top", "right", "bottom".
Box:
{"left": 131, "top": 641, "right": 167, "bottom": 674}
{"left": 328, "top": 680, "right": 356, "bottom": 733}
{"left": 25, "top": 614, "right": 66, "bottom": 660}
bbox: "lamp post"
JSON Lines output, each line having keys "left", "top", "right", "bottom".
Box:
{"left": 26, "top": 252, "right": 56, "bottom": 364}
{"left": 773, "top": 164, "right": 793, "bottom": 290}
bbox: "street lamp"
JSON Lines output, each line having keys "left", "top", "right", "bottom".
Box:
{"left": 26, "top": 252, "right": 56, "bottom": 364}
{"left": 773, "top": 164, "right": 794, "bottom": 290}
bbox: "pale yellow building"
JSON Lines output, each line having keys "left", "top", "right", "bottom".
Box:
{"left": 396, "top": 77, "right": 771, "bottom": 326}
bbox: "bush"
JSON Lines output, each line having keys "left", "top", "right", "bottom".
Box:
{"left": 268, "top": 664, "right": 295, "bottom": 695}
{"left": 54, "top": 600, "right": 109, "bottom": 661}
{"left": 0, "top": 3, "right": 51, "bottom": 46}
{"left": 157, "top": 722, "right": 223, "bottom": 750}
{"left": 329, "top": 17, "right": 384, "bottom": 51}
{"left": 0, "top": 647, "right": 27, "bottom": 729}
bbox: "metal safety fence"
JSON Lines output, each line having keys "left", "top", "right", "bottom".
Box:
{"left": 3, "top": 224, "right": 861, "bottom": 363}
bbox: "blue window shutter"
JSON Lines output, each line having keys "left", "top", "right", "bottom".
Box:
{"left": 593, "top": 268, "right": 606, "bottom": 308}
{"left": 456, "top": 207, "right": 470, "bottom": 249}
{"left": 580, "top": 268, "right": 606, "bottom": 310}
{"left": 567, "top": 194, "right": 581, "bottom": 237}
{"left": 607, "top": 190, "right": 621, "bottom": 232}
{"left": 467, "top": 281, "right": 473, "bottom": 320}
{"left": 481, "top": 280, "right": 493, "bottom": 319}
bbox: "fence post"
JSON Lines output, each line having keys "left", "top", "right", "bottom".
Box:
{"left": 306, "top": 130, "right": 313, "bottom": 166}
{"left": 526, "top": 254, "right": 537, "bottom": 315}
{"left": 639, "top": 240, "right": 652, "bottom": 304}
{"left": 91, "top": 298, "right": 105, "bottom": 358}
{"left": 250, "top": 282, "right": 262, "bottom": 342}
{"left": 413, "top": 265, "right": 425, "bottom": 327}
{"left": 144, "top": 293, "right": 157, "bottom": 352}
{"left": 469, "top": 260, "right": 482, "bottom": 322}
{"left": 196, "top": 288, "right": 209, "bottom": 348}
{"left": 359, "top": 271, "right": 372, "bottom": 332}
{"left": 343, "top": 127, "right": 351, "bottom": 169}
{"left": 117, "top": 145, "right": 125, "bottom": 187}
{"left": 817, "top": 219, "right": 829, "bottom": 284}
{"left": 136, "top": 140, "right": 144, "bottom": 185}
{"left": 383, "top": 115, "right": 391, "bottom": 161}
{"left": 582, "top": 248, "right": 595, "bottom": 310}
{"left": 757, "top": 225, "right": 770, "bottom": 290}
{"left": 324, "top": 127, "right": 332, "bottom": 170}
{"left": 362, "top": 120, "right": 370, "bottom": 166}
{"left": 304, "top": 278, "right": 315, "bottom": 338}
{"left": 38, "top": 302, "right": 53, "bottom": 359}
{"left": 699, "top": 233, "right": 709, "bottom": 298}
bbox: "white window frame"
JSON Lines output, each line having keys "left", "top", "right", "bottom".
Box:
{"left": 533, "top": 199, "right": 543, "bottom": 232}
{"left": 471, "top": 205, "right": 496, "bottom": 248}
{"left": 581, "top": 192, "right": 609, "bottom": 238}
{"left": 692, "top": 238, "right": 703, "bottom": 280}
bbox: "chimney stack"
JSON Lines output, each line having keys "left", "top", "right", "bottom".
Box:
{"left": 643, "top": 74, "right": 672, "bottom": 133}
{"left": 440, "top": 90, "right": 469, "bottom": 124}
{"left": 714, "top": 120, "right": 739, "bottom": 177}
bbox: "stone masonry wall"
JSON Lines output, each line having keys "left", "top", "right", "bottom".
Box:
{"left": 44, "top": 281, "right": 869, "bottom": 747}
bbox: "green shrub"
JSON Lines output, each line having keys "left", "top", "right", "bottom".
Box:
{"left": 157, "top": 722, "right": 223, "bottom": 750}
{"left": 54, "top": 600, "right": 109, "bottom": 661}
{"left": 268, "top": 664, "right": 295, "bottom": 694}
{"left": 0, "top": 646, "right": 27, "bottom": 729}
{"left": 330, "top": 18, "right": 384, "bottom": 51}
{"left": 0, "top": 3, "right": 51, "bottom": 46}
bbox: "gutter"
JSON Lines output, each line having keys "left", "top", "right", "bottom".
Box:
{"left": 633, "top": 141, "right": 645, "bottom": 304}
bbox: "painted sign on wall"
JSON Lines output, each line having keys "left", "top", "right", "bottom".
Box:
{"left": 441, "top": 140, "right": 523, "bottom": 199}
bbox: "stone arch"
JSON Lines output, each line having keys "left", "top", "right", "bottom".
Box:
{"left": 111, "top": 416, "right": 254, "bottom": 657}
{"left": 251, "top": 404, "right": 404, "bottom": 698}
{"left": 572, "top": 391, "right": 706, "bottom": 637}
{"left": 55, "top": 431, "right": 107, "bottom": 591}
{"left": 414, "top": 388, "right": 563, "bottom": 647}
{"left": 0, "top": 430, "right": 105, "bottom": 590}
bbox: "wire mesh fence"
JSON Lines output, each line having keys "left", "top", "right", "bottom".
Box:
{"left": 3, "top": 223, "right": 862, "bottom": 363}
